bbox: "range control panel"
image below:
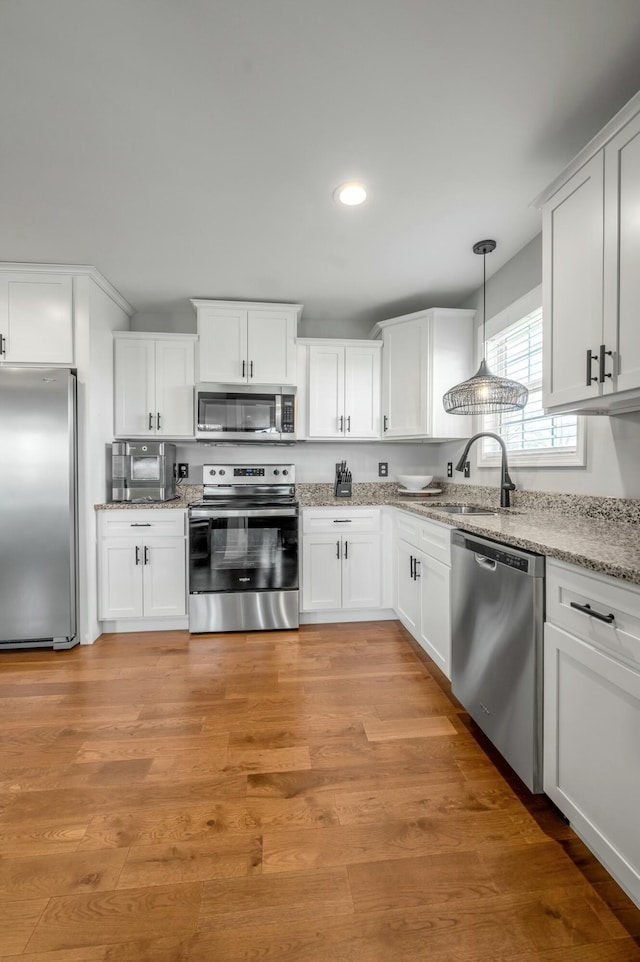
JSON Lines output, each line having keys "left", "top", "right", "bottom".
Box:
{"left": 202, "top": 464, "right": 295, "bottom": 483}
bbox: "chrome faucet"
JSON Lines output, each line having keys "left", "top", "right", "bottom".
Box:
{"left": 455, "top": 432, "right": 516, "bottom": 508}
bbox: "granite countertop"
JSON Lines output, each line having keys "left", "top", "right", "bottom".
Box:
{"left": 95, "top": 481, "right": 640, "bottom": 585}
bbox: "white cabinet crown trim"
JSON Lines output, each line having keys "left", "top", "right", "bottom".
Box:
{"left": 0, "top": 262, "right": 134, "bottom": 316}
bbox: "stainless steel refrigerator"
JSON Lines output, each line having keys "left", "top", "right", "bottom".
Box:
{"left": 0, "top": 368, "right": 78, "bottom": 649}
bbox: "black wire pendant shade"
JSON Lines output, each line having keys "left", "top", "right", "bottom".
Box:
{"left": 443, "top": 240, "right": 529, "bottom": 415}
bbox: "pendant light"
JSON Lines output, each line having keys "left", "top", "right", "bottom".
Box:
{"left": 443, "top": 240, "right": 529, "bottom": 415}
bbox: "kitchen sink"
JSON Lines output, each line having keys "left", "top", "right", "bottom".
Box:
{"left": 432, "top": 504, "right": 497, "bottom": 515}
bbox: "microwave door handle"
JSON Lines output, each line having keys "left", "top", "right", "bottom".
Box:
{"left": 275, "top": 394, "right": 283, "bottom": 435}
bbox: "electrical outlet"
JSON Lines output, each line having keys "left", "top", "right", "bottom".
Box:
{"left": 463, "top": 460, "right": 471, "bottom": 479}
{"left": 378, "top": 461, "right": 388, "bottom": 477}
{"left": 177, "top": 463, "right": 189, "bottom": 480}
{"left": 446, "top": 461, "right": 453, "bottom": 478}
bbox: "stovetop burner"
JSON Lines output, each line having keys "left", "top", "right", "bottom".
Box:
{"left": 190, "top": 463, "right": 297, "bottom": 512}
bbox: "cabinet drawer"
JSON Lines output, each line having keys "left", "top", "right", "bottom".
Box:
{"left": 546, "top": 559, "right": 640, "bottom": 668}
{"left": 395, "top": 510, "right": 451, "bottom": 565}
{"left": 98, "top": 509, "right": 186, "bottom": 538}
{"left": 302, "top": 507, "right": 381, "bottom": 534}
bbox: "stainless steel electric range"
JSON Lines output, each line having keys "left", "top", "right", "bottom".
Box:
{"left": 188, "top": 463, "right": 299, "bottom": 632}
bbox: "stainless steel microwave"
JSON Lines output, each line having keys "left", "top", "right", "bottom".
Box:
{"left": 195, "top": 383, "right": 296, "bottom": 442}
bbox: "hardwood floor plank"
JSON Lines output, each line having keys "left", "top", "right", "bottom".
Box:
{"left": 0, "top": 898, "right": 49, "bottom": 956}
{"left": 73, "top": 733, "right": 228, "bottom": 764}
{"left": 0, "top": 817, "right": 89, "bottom": 857}
{"left": 363, "top": 715, "right": 457, "bottom": 740}
{"left": 198, "top": 866, "right": 353, "bottom": 929}
{"left": 0, "top": 848, "right": 127, "bottom": 899}
{"left": 116, "top": 835, "right": 262, "bottom": 888}
{"left": 25, "top": 882, "right": 202, "bottom": 953}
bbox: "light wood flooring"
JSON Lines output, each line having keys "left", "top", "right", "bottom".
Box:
{"left": 0, "top": 620, "right": 639, "bottom": 961}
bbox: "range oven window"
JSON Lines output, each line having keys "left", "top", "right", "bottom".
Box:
{"left": 197, "top": 391, "right": 277, "bottom": 435}
{"left": 189, "top": 515, "right": 298, "bottom": 593}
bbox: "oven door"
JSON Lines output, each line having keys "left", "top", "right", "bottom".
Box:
{"left": 196, "top": 385, "right": 285, "bottom": 441}
{"left": 189, "top": 507, "right": 299, "bottom": 594}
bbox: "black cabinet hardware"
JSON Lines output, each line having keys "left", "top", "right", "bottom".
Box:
{"left": 130, "top": 523, "right": 151, "bottom": 527}
{"left": 0, "top": 334, "right": 5, "bottom": 356}
{"left": 414, "top": 559, "right": 421, "bottom": 579}
{"left": 250, "top": 360, "right": 254, "bottom": 378}
{"left": 410, "top": 555, "right": 415, "bottom": 579}
{"left": 598, "top": 344, "right": 613, "bottom": 383}
{"left": 157, "top": 412, "right": 161, "bottom": 430}
{"left": 346, "top": 415, "right": 351, "bottom": 432}
{"left": 333, "top": 519, "right": 352, "bottom": 523}
{"left": 586, "top": 349, "right": 599, "bottom": 386}
{"left": 570, "top": 601, "right": 615, "bottom": 624}
{"left": 148, "top": 412, "right": 153, "bottom": 430}
{"left": 336, "top": 540, "right": 340, "bottom": 559}
{"left": 135, "top": 545, "right": 141, "bottom": 565}
{"left": 339, "top": 415, "right": 344, "bottom": 432}
{"left": 383, "top": 415, "right": 388, "bottom": 432}
{"left": 144, "top": 546, "right": 150, "bottom": 565}
{"left": 242, "top": 360, "right": 246, "bottom": 378}
{"left": 344, "top": 540, "right": 348, "bottom": 559}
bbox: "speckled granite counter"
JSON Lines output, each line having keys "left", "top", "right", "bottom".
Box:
{"left": 297, "top": 481, "right": 640, "bottom": 586}
{"left": 94, "top": 481, "right": 640, "bottom": 585}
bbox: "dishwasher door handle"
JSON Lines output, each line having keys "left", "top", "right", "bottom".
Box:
{"left": 474, "top": 554, "right": 497, "bottom": 571}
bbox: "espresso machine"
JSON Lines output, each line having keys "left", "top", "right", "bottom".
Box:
{"left": 110, "top": 441, "right": 177, "bottom": 502}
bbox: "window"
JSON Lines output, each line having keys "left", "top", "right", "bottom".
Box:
{"left": 478, "top": 287, "right": 585, "bottom": 467}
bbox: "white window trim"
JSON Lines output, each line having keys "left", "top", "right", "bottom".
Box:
{"left": 475, "top": 285, "right": 587, "bottom": 469}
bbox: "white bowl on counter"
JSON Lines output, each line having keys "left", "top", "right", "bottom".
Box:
{"left": 397, "top": 474, "right": 434, "bottom": 491}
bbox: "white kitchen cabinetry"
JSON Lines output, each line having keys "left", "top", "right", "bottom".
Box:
{"left": 544, "top": 559, "right": 640, "bottom": 908}
{"left": 370, "top": 308, "right": 475, "bottom": 440}
{"left": 114, "top": 332, "right": 196, "bottom": 438}
{"left": 97, "top": 510, "right": 187, "bottom": 628}
{"left": 301, "top": 507, "right": 393, "bottom": 621}
{"left": 302, "top": 339, "right": 381, "bottom": 440}
{"left": 537, "top": 91, "right": 640, "bottom": 414}
{"left": 0, "top": 270, "right": 74, "bottom": 364}
{"left": 394, "top": 510, "right": 452, "bottom": 677}
{"left": 192, "top": 299, "right": 303, "bottom": 385}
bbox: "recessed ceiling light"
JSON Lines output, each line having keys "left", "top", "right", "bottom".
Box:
{"left": 333, "top": 181, "right": 367, "bottom": 206}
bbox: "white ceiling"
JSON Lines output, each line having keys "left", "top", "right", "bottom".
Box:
{"left": 2, "top": 0, "right": 640, "bottom": 327}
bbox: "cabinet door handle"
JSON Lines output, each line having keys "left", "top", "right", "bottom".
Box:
{"left": 344, "top": 540, "right": 348, "bottom": 559}
{"left": 157, "top": 412, "right": 161, "bottom": 430}
{"left": 135, "top": 545, "right": 141, "bottom": 565}
{"left": 0, "top": 333, "right": 5, "bottom": 356}
{"left": 336, "top": 540, "right": 341, "bottom": 559}
{"left": 598, "top": 344, "right": 613, "bottom": 383}
{"left": 410, "top": 555, "right": 414, "bottom": 579}
{"left": 250, "top": 361, "right": 254, "bottom": 378}
{"left": 339, "top": 415, "right": 344, "bottom": 432}
{"left": 242, "top": 360, "right": 246, "bottom": 378}
{"left": 148, "top": 412, "right": 153, "bottom": 430}
{"left": 143, "top": 546, "right": 150, "bottom": 565}
{"left": 586, "top": 349, "right": 599, "bottom": 386}
{"left": 414, "top": 559, "right": 421, "bottom": 579}
{"left": 383, "top": 415, "right": 388, "bottom": 432}
{"left": 346, "top": 415, "right": 351, "bottom": 433}
{"left": 570, "top": 601, "right": 614, "bottom": 624}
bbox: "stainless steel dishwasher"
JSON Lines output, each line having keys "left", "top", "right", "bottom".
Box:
{"left": 450, "top": 530, "right": 545, "bottom": 793}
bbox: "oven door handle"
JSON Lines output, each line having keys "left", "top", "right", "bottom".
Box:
{"left": 189, "top": 506, "right": 298, "bottom": 519}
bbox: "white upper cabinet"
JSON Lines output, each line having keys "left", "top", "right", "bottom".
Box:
{"left": 371, "top": 308, "right": 475, "bottom": 440}
{"left": 304, "top": 339, "right": 381, "bottom": 440}
{"left": 537, "top": 91, "right": 640, "bottom": 414}
{"left": 0, "top": 271, "right": 74, "bottom": 364}
{"left": 192, "top": 299, "right": 302, "bottom": 385}
{"left": 114, "top": 333, "right": 196, "bottom": 438}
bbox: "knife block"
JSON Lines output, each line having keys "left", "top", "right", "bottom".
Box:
{"left": 334, "top": 481, "right": 352, "bottom": 498}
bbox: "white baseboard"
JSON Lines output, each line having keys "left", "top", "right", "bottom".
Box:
{"left": 299, "top": 608, "right": 396, "bottom": 624}
{"left": 100, "top": 617, "right": 189, "bottom": 633}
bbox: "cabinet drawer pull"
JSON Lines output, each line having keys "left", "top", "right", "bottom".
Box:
{"left": 130, "top": 523, "right": 152, "bottom": 527}
{"left": 586, "top": 349, "right": 599, "bottom": 386}
{"left": 333, "top": 519, "right": 352, "bottom": 523}
{"left": 570, "top": 601, "right": 615, "bottom": 624}
{"left": 598, "top": 344, "right": 613, "bottom": 383}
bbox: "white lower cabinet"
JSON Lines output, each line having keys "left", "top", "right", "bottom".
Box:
{"left": 394, "top": 511, "right": 452, "bottom": 677}
{"left": 544, "top": 559, "right": 640, "bottom": 908}
{"left": 97, "top": 510, "right": 187, "bottom": 626}
{"left": 300, "top": 507, "right": 392, "bottom": 620}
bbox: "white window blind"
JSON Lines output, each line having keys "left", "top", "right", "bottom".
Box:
{"left": 480, "top": 306, "right": 582, "bottom": 465}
